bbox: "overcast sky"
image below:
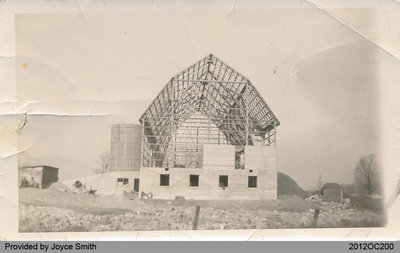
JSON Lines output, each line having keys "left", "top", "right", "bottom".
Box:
{"left": 15, "top": 2, "right": 381, "bottom": 190}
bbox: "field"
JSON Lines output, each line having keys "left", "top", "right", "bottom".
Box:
{"left": 19, "top": 188, "right": 385, "bottom": 232}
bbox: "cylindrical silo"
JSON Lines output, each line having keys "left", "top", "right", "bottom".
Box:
{"left": 108, "top": 124, "right": 142, "bottom": 172}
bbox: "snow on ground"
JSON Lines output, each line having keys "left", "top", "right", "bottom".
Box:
{"left": 18, "top": 188, "right": 385, "bottom": 232}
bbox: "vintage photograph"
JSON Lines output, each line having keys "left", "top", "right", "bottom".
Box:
{"left": 15, "top": 6, "right": 389, "bottom": 233}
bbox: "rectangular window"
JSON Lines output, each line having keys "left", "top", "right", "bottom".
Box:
{"left": 160, "top": 174, "right": 170, "bottom": 186}
{"left": 219, "top": 175, "right": 228, "bottom": 188}
{"left": 248, "top": 176, "right": 257, "bottom": 188}
{"left": 117, "top": 178, "right": 129, "bottom": 185}
{"left": 134, "top": 178, "right": 140, "bottom": 192}
{"left": 190, "top": 175, "right": 199, "bottom": 187}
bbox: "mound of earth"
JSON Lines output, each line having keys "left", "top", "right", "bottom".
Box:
{"left": 277, "top": 172, "right": 307, "bottom": 199}
{"left": 49, "top": 182, "right": 72, "bottom": 193}
{"left": 277, "top": 195, "right": 312, "bottom": 212}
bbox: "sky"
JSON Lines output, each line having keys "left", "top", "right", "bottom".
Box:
{"left": 15, "top": 2, "right": 381, "bottom": 190}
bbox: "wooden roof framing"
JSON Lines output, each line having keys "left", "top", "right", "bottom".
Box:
{"left": 139, "top": 54, "right": 280, "bottom": 165}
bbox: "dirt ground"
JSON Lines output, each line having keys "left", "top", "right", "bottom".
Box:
{"left": 19, "top": 188, "right": 385, "bottom": 232}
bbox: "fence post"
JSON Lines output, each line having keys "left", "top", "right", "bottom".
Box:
{"left": 312, "top": 207, "right": 320, "bottom": 227}
{"left": 192, "top": 206, "right": 201, "bottom": 230}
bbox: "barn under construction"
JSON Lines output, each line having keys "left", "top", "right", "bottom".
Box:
{"left": 108, "top": 54, "right": 280, "bottom": 199}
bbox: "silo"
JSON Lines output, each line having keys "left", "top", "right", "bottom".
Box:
{"left": 108, "top": 124, "right": 142, "bottom": 172}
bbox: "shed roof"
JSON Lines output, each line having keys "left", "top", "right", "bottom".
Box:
{"left": 19, "top": 165, "right": 59, "bottom": 170}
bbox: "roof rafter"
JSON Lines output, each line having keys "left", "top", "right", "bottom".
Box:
{"left": 140, "top": 54, "right": 280, "bottom": 167}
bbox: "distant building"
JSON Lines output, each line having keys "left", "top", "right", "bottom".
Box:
{"left": 322, "top": 189, "right": 343, "bottom": 203}
{"left": 18, "top": 165, "right": 59, "bottom": 189}
{"left": 321, "top": 182, "right": 345, "bottom": 202}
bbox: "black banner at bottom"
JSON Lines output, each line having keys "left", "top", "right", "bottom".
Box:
{"left": 1, "top": 241, "right": 399, "bottom": 253}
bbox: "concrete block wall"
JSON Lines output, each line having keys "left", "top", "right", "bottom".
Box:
{"left": 140, "top": 167, "right": 276, "bottom": 199}
{"left": 245, "top": 145, "right": 276, "bottom": 170}
{"left": 202, "top": 144, "right": 235, "bottom": 169}
{"left": 107, "top": 171, "right": 140, "bottom": 195}
{"left": 245, "top": 145, "right": 277, "bottom": 198}
{"left": 80, "top": 171, "right": 140, "bottom": 195}
{"left": 139, "top": 145, "right": 277, "bottom": 200}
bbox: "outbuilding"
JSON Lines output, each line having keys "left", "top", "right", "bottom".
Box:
{"left": 19, "top": 165, "right": 59, "bottom": 189}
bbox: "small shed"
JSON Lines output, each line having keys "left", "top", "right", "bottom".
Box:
{"left": 322, "top": 188, "right": 343, "bottom": 203}
{"left": 321, "top": 182, "right": 346, "bottom": 202}
{"left": 19, "top": 165, "right": 59, "bottom": 189}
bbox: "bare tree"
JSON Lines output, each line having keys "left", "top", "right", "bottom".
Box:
{"left": 316, "top": 174, "right": 323, "bottom": 192}
{"left": 354, "top": 154, "right": 380, "bottom": 195}
{"left": 95, "top": 151, "right": 111, "bottom": 174}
